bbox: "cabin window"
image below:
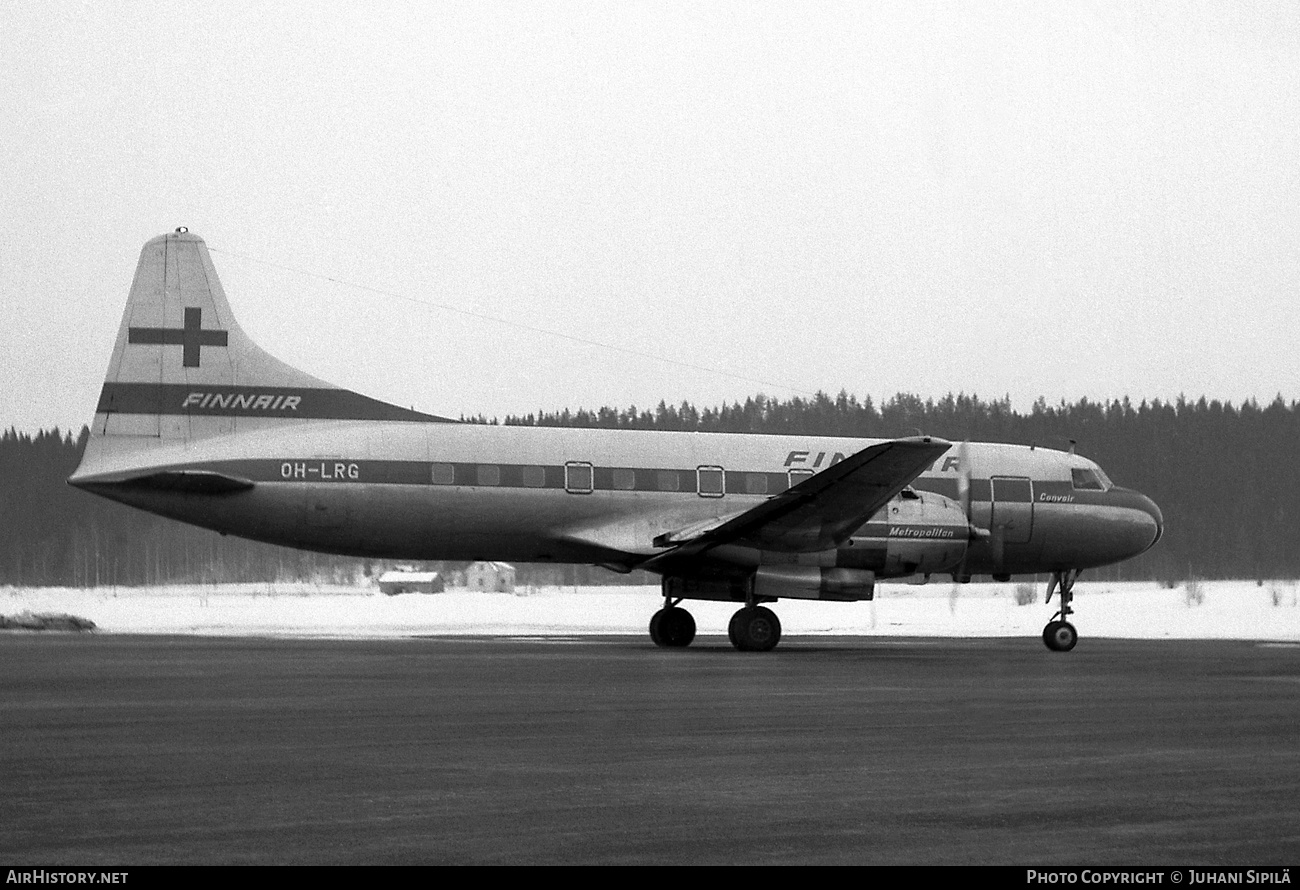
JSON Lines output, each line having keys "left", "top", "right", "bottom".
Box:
{"left": 744, "top": 473, "right": 768, "bottom": 495}
{"left": 565, "top": 462, "right": 593, "bottom": 494}
{"left": 788, "top": 468, "right": 814, "bottom": 488}
{"left": 992, "top": 476, "right": 1032, "bottom": 502}
{"left": 477, "top": 465, "right": 500, "bottom": 486}
{"left": 1071, "top": 468, "right": 1105, "bottom": 491}
{"left": 431, "top": 463, "right": 455, "bottom": 485}
{"left": 612, "top": 468, "right": 636, "bottom": 491}
{"left": 522, "top": 465, "right": 546, "bottom": 488}
{"left": 656, "top": 470, "right": 680, "bottom": 492}
{"left": 697, "top": 466, "right": 724, "bottom": 498}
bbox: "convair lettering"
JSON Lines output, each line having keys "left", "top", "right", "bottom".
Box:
{"left": 784, "top": 450, "right": 847, "bottom": 468}
{"left": 182, "top": 392, "right": 302, "bottom": 412}
{"left": 1040, "top": 493, "right": 1076, "bottom": 503}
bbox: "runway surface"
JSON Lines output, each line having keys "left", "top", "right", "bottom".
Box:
{"left": 2, "top": 634, "right": 1298, "bottom": 865}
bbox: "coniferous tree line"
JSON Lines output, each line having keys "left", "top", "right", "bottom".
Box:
{"left": 2, "top": 392, "right": 1297, "bottom": 586}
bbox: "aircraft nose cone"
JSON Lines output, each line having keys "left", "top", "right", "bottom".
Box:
{"left": 1141, "top": 494, "right": 1164, "bottom": 550}
{"left": 1102, "top": 485, "right": 1164, "bottom": 561}
{"left": 1149, "top": 493, "right": 1170, "bottom": 548}
{"left": 1114, "top": 489, "right": 1163, "bottom": 556}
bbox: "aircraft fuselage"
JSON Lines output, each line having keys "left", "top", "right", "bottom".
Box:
{"left": 75, "top": 419, "right": 1163, "bottom": 584}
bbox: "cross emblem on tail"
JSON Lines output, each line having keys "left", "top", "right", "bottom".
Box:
{"left": 128, "top": 307, "right": 229, "bottom": 367}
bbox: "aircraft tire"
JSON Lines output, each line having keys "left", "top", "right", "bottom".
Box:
{"left": 1042, "top": 620, "right": 1078, "bottom": 652}
{"left": 650, "top": 607, "right": 696, "bottom": 648}
{"left": 729, "top": 606, "right": 781, "bottom": 652}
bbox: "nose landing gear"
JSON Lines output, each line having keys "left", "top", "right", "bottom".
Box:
{"left": 1043, "top": 569, "right": 1080, "bottom": 652}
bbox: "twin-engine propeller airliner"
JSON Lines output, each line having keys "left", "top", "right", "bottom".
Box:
{"left": 70, "top": 230, "right": 1163, "bottom": 652}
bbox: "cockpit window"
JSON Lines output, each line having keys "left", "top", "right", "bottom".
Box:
{"left": 1071, "top": 468, "right": 1108, "bottom": 491}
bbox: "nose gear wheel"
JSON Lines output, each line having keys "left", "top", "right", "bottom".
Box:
{"left": 1043, "top": 570, "right": 1081, "bottom": 652}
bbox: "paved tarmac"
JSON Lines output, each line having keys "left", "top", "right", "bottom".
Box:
{"left": 1, "top": 634, "right": 1297, "bottom": 865}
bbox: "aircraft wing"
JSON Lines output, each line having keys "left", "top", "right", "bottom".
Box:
{"left": 642, "top": 437, "right": 950, "bottom": 569}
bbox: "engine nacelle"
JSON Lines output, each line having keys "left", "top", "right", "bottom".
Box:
{"left": 660, "top": 566, "right": 877, "bottom": 603}
{"left": 835, "top": 488, "right": 969, "bottom": 577}
{"left": 721, "top": 490, "right": 968, "bottom": 578}
{"left": 753, "top": 565, "right": 876, "bottom": 601}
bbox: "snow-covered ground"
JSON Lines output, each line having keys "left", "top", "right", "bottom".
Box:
{"left": 3, "top": 579, "right": 1299, "bottom": 641}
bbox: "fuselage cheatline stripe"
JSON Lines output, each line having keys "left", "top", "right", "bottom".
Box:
{"left": 140, "top": 457, "right": 1130, "bottom": 507}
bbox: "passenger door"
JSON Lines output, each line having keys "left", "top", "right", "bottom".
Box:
{"left": 990, "top": 476, "right": 1033, "bottom": 544}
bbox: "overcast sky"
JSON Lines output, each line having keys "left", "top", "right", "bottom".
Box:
{"left": 2, "top": 1, "right": 1296, "bottom": 434}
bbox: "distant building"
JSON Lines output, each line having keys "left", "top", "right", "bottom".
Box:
{"left": 377, "top": 570, "right": 444, "bottom": 596}
{"left": 464, "top": 561, "right": 516, "bottom": 593}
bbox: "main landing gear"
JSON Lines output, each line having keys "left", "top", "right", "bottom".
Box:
{"left": 728, "top": 605, "right": 781, "bottom": 652}
{"left": 1043, "top": 569, "right": 1080, "bottom": 652}
{"left": 648, "top": 598, "right": 783, "bottom": 652}
{"left": 649, "top": 599, "right": 696, "bottom": 648}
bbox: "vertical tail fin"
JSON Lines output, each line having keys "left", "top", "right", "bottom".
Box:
{"left": 76, "top": 229, "right": 449, "bottom": 477}
{"left": 95, "top": 228, "right": 335, "bottom": 444}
